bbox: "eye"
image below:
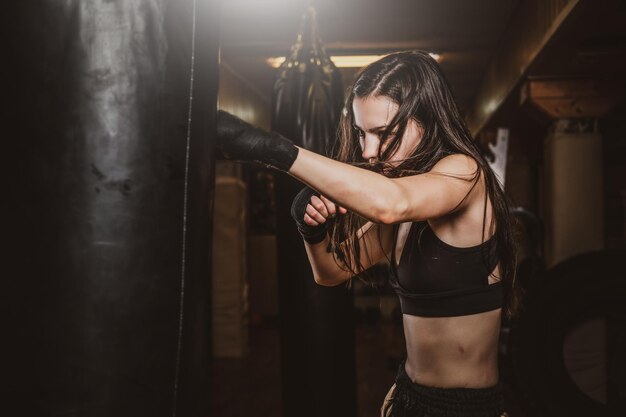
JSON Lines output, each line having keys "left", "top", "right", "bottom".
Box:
{"left": 379, "top": 133, "right": 393, "bottom": 143}
{"left": 380, "top": 129, "right": 398, "bottom": 142}
{"left": 353, "top": 127, "right": 365, "bottom": 139}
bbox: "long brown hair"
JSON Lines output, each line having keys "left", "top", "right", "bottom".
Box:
{"left": 329, "top": 51, "right": 522, "bottom": 318}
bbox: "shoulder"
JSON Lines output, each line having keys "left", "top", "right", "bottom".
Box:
{"left": 429, "top": 153, "right": 480, "bottom": 178}
{"left": 387, "top": 153, "right": 485, "bottom": 223}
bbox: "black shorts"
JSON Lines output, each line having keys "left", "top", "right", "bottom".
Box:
{"left": 381, "top": 359, "right": 507, "bottom": 417}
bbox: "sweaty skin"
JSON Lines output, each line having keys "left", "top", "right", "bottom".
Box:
{"left": 291, "top": 95, "right": 502, "bottom": 388}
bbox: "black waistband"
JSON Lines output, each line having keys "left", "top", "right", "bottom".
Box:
{"left": 390, "top": 359, "right": 504, "bottom": 417}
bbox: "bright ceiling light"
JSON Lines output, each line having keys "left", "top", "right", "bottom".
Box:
{"left": 266, "top": 52, "right": 441, "bottom": 69}
{"left": 429, "top": 52, "right": 441, "bottom": 62}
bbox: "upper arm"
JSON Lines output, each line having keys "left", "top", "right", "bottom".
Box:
{"left": 384, "top": 154, "right": 482, "bottom": 223}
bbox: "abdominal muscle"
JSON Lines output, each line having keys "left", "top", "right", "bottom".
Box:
{"left": 401, "top": 307, "right": 502, "bottom": 388}
{"left": 385, "top": 192, "right": 503, "bottom": 389}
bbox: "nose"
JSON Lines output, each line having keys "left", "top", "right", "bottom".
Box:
{"left": 360, "top": 134, "right": 380, "bottom": 161}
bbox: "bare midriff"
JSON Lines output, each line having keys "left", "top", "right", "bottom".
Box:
{"left": 401, "top": 308, "right": 502, "bottom": 388}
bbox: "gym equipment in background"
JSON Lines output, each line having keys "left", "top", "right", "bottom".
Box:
{"left": 6, "top": 1, "right": 219, "bottom": 416}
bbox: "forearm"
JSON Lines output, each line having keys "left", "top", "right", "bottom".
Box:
{"left": 216, "top": 111, "right": 404, "bottom": 223}
{"left": 303, "top": 221, "right": 392, "bottom": 286}
{"left": 303, "top": 237, "right": 352, "bottom": 286}
{"left": 287, "top": 146, "right": 402, "bottom": 224}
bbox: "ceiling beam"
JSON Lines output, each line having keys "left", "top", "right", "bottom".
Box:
{"left": 521, "top": 78, "right": 625, "bottom": 118}
{"left": 465, "top": 0, "right": 582, "bottom": 136}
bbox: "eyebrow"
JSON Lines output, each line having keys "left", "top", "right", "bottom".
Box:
{"left": 353, "top": 124, "right": 388, "bottom": 133}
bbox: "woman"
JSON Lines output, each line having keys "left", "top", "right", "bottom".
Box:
{"left": 216, "top": 50, "right": 519, "bottom": 417}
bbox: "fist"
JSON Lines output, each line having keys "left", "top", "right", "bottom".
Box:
{"left": 303, "top": 194, "right": 348, "bottom": 226}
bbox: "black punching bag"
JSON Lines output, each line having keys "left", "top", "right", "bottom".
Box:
{"left": 272, "top": 7, "right": 357, "bottom": 417}
{"left": 5, "top": 1, "right": 219, "bottom": 416}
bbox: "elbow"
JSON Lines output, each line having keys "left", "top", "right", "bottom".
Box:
{"left": 312, "top": 273, "right": 326, "bottom": 286}
{"left": 313, "top": 273, "right": 344, "bottom": 287}
{"left": 313, "top": 274, "right": 335, "bottom": 286}
{"left": 373, "top": 188, "right": 409, "bottom": 225}
{"left": 376, "top": 210, "right": 397, "bottom": 225}
{"left": 314, "top": 278, "right": 334, "bottom": 287}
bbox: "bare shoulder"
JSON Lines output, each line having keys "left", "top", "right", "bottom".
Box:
{"left": 388, "top": 153, "right": 484, "bottom": 223}
{"left": 429, "top": 153, "right": 480, "bottom": 179}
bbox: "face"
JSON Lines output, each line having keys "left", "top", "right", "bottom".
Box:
{"left": 352, "top": 95, "right": 423, "bottom": 167}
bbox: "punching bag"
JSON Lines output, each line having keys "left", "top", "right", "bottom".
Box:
{"left": 6, "top": 1, "right": 219, "bottom": 416}
{"left": 272, "top": 7, "right": 357, "bottom": 417}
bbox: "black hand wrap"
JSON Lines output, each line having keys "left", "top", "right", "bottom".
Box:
{"left": 290, "top": 186, "right": 334, "bottom": 244}
{"left": 216, "top": 110, "right": 299, "bottom": 172}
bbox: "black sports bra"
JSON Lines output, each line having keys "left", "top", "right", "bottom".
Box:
{"left": 389, "top": 221, "right": 502, "bottom": 317}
